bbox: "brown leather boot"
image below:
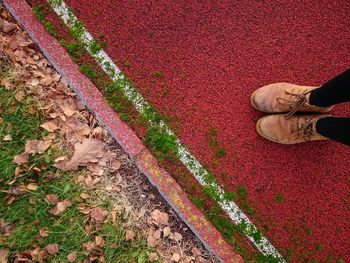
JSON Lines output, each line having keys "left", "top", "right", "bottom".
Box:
{"left": 256, "top": 114, "right": 330, "bottom": 144}
{"left": 251, "top": 83, "right": 334, "bottom": 117}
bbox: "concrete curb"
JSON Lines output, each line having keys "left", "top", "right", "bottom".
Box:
{"left": 3, "top": 1, "right": 244, "bottom": 262}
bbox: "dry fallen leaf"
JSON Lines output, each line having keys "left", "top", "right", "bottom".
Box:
{"left": 45, "top": 194, "right": 59, "bottom": 205}
{"left": 13, "top": 152, "right": 29, "bottom": 164}
{"left": 86, "top": 162, "right": 104, "bottom": 176}
{"left": 171, "top": 253, "right": 181, "bottom": 262}
{"left": 151, "top": 209, "right": 169, "bottom": 226}
{"left": 80, "top": 193, "right": 89, "bottom": 199}
{"left": 191, "top": 247, "right": 201, "bottom": 257}
{"left": 39, "top": 227, "right": 48, "bottom": 238}
{"left": 1, "top": 77, "right": 14, "bottom": 90}
{"left": 49, "top": 199, "right": 71, "bottom": 215}
{"left": 84, "top": 174, "right": 101, "bottom": 188}
{"left": 40, "top": 76, "right": 53, "bottom": 86}
{"left": 173, "top": 232, "right": 182, "bottom": 242}
{"left": 95, "top": 236, "right": 104, "bottom": 247}
{"left": 60, "top": 117, "right": 90, "bottom": 142}
{"left": 147, "top": 234, "right": 159, "bottom": 248}
{"left": 90, "top": 207, "right": 108, "bottom": 222}
{"left": 77, "top": 203, "right": 91, "bottom": 215}
{"left": 25, "top": 139, "right": 51, "bottom": 154}
{"left": 55, "top": 138, "right": 105, "bottom": 171}
{"left": 40, "top": 120, "right": 59, "bottom": 132}
{"left": 148, "top": 252, "right": 158, "bottom": 262}
{"left": 125, "top": 230, "right": 135, "bottom": 241}
{"left": 67, "top": 251, "right": 77, "bottom": 262}
{"left": 154, "top": 229, "right": 161, "bottom": 240}
{"left": 45, "top": 244, "right": 58, "bottom": 255}
{"left": 15, "top": 90, "right": 26, "bottom": 101}
{"left": 110, "top": 160, "right": 121, "bottom": 171}
{"left": 2, "top": 20, "right": 16, "bottom": 33}
{"left": 0, "top": 249, "right": 9, "bottom": 262}
{"left": 27, "top": 183, "right": 38, "bottom": 191}
{"left": 2, "top": 134, "right": 12, "bottom": 141}
{"left": 163, "top": 226, "right": 171, "bottom": 237}
{"left": 57, "top": 199, "right": 72, "bottom": 213}
{"left": 0, "top": 218, "right": 15, "bottom": 236}
{"left": 58, "top": 100, "right": 78, "bottom": 117}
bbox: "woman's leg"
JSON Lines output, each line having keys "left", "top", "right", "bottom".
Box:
{"left": 309, "top": 68, "right": 350, "bottom": 107}
{"left": 316, "top": 117, "right": 350, "bottom": 146}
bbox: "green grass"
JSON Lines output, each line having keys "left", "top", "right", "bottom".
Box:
{"left": 274, "top": 193, "right": 285, "bottom": 203}
{"left": 144, "top": 126, "right": 178, "bottom": 159}
{"left": 152, "top": 71, "right": 164, "bottom": 79}
{"left": 88, "top": 39, "right": 102, "bottom": 55}
{"left": 33, "top": 4, "right": 58, "bottom": 38}
{"left": 0, "top": 65, "right": 155, "bottom": 262}
{"left": 80, "top": 63, "right": 99, "bottom": 82}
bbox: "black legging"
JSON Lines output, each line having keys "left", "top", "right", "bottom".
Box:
{"left": 309, "top": 68, "right": 350, "bottom": 146}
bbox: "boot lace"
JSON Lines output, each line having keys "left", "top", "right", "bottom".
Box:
{"left": 276, "top": 90, "right": 311, "bottom": 118}
{"left": 292, "top": 118, "right": 314, "bottom": 141}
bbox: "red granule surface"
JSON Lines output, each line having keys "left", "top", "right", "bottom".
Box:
{"left": 64, "top": 0, "right": 350, "bottom": 261}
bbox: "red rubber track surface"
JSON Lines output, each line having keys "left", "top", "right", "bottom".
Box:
{"left": 64, "top": 0, "right": 350, "bottom": 261}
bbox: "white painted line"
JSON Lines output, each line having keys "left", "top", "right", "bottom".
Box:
{"left": 47, "top": 0, "right": 285, "bottom": 261}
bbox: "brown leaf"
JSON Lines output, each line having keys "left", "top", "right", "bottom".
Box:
{"left": 39, "top": 227, "right": 48, "bottom": 238}
{"left": 30, "top": 247, "right": 42, "bottom": 261}
{"left": 39, "top": 76, "right": 53, "bottom": 86}
{"left": 148, "top": 253, "right": 158, "bottom": 262}
{"left": 90, "top": 207, "right": 108, "bottom": 222}
{"left": 15, "top": 90, "right": 26, "bottom": 101}
{"left": 191, "top": 247, "right": 201, "bottom": 257}
{"left": 0, "top": 249, "right": 9, "bottom": 262}
{"left": 147, "top": 234, "right": 159, "bottom": 248}
{"left": 2, "top": 20, "right": 16, "bottom": 33}
{"left": 48, "top": 206, "right": 59, "bottom": 216}
{"left": 49, "top": 199, "right": 71, "bottom": 215}
{"left": 171, "top": 253, "right": 181, "bottom": 262}
{"left": 77, "top": 203, "right": 91, "bottom": 215}
{"left": 13, "top": 152, "right": 29, "bottom": 164}
{"left": 151, "top": 209, "right": 169, "bottom": 226}
{"left": 57, "top": 199, "right": 72, "bottom": 213}
{"left": 58, "top": 101, "right": 78, "bottom": 117}
{"left": 53, "top": 156, "right": 69, "bottom": 171}
{"left": 110, "top": 160, "right": 121, "bottom": 171}
{"left": 2, "top": 135, "right": 12, "bottom": 141}
{"left": 163, "top": 226, "right": 171, "bottom": 237}
{"left": 0, "top": 218, "right": 15, "bottom": 236}
{"left": 13, "top": 252, "right": 32, "bottom": 263}
{"left": 25, "top": 139, "right": 51, "bottom": 154}
{"left": 154, "top": 229, "right": 161, "bottom": 240}
{"left": 60, "top": 117, "right": 90, "bottom": 142}
{"left": 45, "top": 244, "right": 58, "bottom": 255}
{"left": 26, "top": 56, "right": 36, "bottom": 65}
{"left": 1, "top": 77, "right": 14, "bottom": 90}
{"left": 173, "top": 232, "right": 182, "bottom": 242}
{"left": 80, "top": 193, "right": 90, "bottom": 199}
{"left": 40, "top": 120, "right": 59, "bottom": 132}
{"left": 67, "top": 251, "right": 77, "bottom": 262}
{"left": 26, "top": 183, "right": 38, "bottom": 191}
{"left": 86, "top": 163, "right": 104, "bottom": 176}
{"left": 27, "top": 77, "right": 40, "bottom": 87}
{"left": 84, "top": 174, "right": 101, "bottom": 188}
{"left": 95, "top": 236, "right": 104, "bottom": 247}
{"left": 57, "top": 138, "right": 105, "bottom": 171}
{"left": 125, "top": 230, "right": 135, "bottom": 241}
